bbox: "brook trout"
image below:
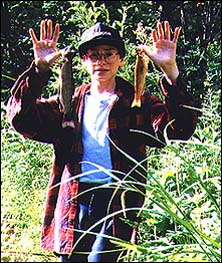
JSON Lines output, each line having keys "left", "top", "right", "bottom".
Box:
{"left": 131, "top": 49, "right": 148, "bottom": 108}
{"left": 59, "top": 45, "right": 76, "bottom": 128}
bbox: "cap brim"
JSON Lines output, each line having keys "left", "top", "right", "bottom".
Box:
{"left": 78, "top": 38, "right": 125, "bottom": 57}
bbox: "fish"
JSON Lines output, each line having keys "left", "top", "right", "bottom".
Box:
{"left": 131, "top": 48, "right": 148, "bottom": 108}
{"left": 58, "top": 45, "right": 76, "bottom": 128}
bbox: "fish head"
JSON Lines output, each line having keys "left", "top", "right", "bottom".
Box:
{"left": 60, "top": 45, "right": 75, "bottom": 61}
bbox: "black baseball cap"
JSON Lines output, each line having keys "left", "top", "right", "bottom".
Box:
{"left": 78, "top": 22, "right": 125, "bottom": 57}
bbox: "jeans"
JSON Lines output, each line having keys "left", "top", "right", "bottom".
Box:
{"left": 60, "top": 183, "right": 123, "bottom": 262}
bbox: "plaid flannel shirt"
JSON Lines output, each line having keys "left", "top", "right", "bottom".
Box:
{"left": 7, "top": 62, "right": 197, "bottom": 254}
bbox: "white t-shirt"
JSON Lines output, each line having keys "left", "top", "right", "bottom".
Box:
{"left": 80, "top": 93, "right": 117, "bottom": 184}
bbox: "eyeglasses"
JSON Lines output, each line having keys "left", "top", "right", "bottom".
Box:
{"left": 86, "top": 51, "right": 120, "bottom": 64}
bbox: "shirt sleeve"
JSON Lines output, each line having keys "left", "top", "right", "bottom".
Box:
{"left": 6, "top": 62, "right": 63, "bottom": 143}
{"left": 145, "top": 73, "right": 198, "bottom": 145}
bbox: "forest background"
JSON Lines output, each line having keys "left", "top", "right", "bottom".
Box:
{"left": 1, "top": 1, "right": 221, "bottom": 262}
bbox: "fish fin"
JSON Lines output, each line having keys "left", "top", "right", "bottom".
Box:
{"left": 62, "top": 121, "right": 75, "bottom": 129}
{"left": 131, "top": 98, "right": 141, "bottom": 108}
{"left": 62, "top": 113, "right": 76, "bottom": 128}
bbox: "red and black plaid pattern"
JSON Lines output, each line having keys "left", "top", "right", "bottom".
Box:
{"left": 7, "top": 63, "right": 197, "bottom": 254}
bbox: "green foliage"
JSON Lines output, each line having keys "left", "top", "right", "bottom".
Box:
{"left": 1, "top": 82, "right": 221, "bottom": 263}
{"left": 115, "top": 88, "right": 221, "bottom": 262}
{"left": 1, "top": 102, "right": 56, "bottom": 262}
{"left": 2, "top": 1, "right": 221, "bottom": 103}
{"left": 1, "top": 1, "right": 221, "bottom": 262}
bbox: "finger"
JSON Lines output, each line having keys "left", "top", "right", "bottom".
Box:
{"left": 47, "top": 19, "right": 53, "bottom": 39}
{"left": 40, "top": 20, "right": 46, "bottom": 40}
{"left": 52, "top": 23, "right": 60, "bottom": 44}
{"left": 164, "top": 21, "right": 170, "bottom": 40}
{"left": 151, "top": 29, "right": 158, "bottom": 43}
{"left": 157, "top": 22, "right": 164, "bottom": 39}
{"left": 29, "top": 28, "right": 38, "bottom": 44}
{"left": 172, "top": 27, "right": 181, "bottom": 43}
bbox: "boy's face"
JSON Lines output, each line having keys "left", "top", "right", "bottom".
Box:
{"left": 81, "top": 45, "right": 124, "bottom": 82}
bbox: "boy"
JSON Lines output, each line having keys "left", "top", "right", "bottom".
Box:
{"left": 7, "top": 19, "right": 197, "bottom": 262}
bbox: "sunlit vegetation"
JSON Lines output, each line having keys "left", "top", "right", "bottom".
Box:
{"left": 1, "top": 1, "right": 221, "bottom": 262}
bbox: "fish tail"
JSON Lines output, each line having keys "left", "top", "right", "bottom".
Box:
{"left": 62, "top": 120, "right": 75, "bottom": 129}
{"left": 62, "top": 113, "right": 75, "bottom": 129}
{"left": 131, "top": 98, "right": 141, "bottom": 108}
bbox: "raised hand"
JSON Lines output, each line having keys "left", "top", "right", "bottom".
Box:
{"left": 29, "top": 19, "right": 61, "bottom": 71}
{"left": 140, "top": 21, "right": 181, "bottom": 84}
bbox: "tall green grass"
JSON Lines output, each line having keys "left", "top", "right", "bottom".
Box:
{"left": 1, "top": 2, "right": 221, "bottom": 262}
{"left": 1, "top": 87, "right": 220, "bottom": 262}
{"left": 1, "top": 103, "right": 58, "bottom": 262}
{"left": 117, "top": 88, "right": 221, "bottom": 262}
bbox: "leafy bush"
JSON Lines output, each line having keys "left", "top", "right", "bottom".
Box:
{"left": 1, "top": 1, "right": 221, "bottom": 262}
